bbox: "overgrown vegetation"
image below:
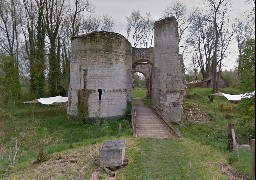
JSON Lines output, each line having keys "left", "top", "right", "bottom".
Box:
{"left": 0, "top": 103, "right": 132, "bottom": 178}
{"left": 182, "top": 87, "right": 254, "bottom": 177}
{"left": 0, "top": 87, "right": 254, "bottom": 179}
{"left": 237, "top": 39, "right": 255, "bottom": 139}
{"left": 0, "top": 55, "right": 20, "bottom": 105}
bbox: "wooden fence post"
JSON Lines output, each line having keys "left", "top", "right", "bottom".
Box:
{"left": 251, "top": 139, "right": 255, "bottom": 177}
{"left": 228, "top": 123, "right": 236, "bottom": 151}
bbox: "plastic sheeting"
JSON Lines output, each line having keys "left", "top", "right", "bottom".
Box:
{"left": 221, "top": 91, "right": 255, "bottom": 101}
{"left": 222, "top": 93, "right": 242, "bottom": 101}
{"left": 240, "top": 91, "right": 255, "bottom": 99}
{"left": 37, "top": 96, "right": 68, "bottom": 105}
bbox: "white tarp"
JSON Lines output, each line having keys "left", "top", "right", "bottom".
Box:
{"left": 222, "top": 93, "right": 242, "bottom": 101}
{"left": 221, "top": 91, "right": 255, "bottom": 101}
{"left": 240, "top": 91, "right": 255, "bottom": 99}
{"left": 37, "top": 96, "right": 68, "bottom": 105}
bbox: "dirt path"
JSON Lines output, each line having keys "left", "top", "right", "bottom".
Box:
{"left": 132, "top": 98, "right": 175, "bottom": 139}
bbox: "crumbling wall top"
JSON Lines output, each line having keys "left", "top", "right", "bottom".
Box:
{"left": 71, "top": 31, "right": 131, "bottom": 44}
{"left": 154, "top": 16, "right": 178, "bottom": 28}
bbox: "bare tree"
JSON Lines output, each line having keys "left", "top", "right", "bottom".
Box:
{"left": 162, "top": 2, "right": 189, "bottom": 41}
{"left": 187, "top": 0, "right": 233, "bottom": 93}
{"left": 69, "top": 0, "right": 94, "bottom": 36}
{"left": 80, "top": 14, "right": 115, "bottom": 34}
{"left": 206, "top": 0, "right": 231, "bottom": 93}
{"left": 187, "top": 10, "right": 214, "bottom": 79}
{"left": 100, "top": 14, "right": 115, "bottom": 32}
{"left": 126, "top": 11, "right": 154, "bottom": 48}
{"left": 58, "top": 0, "right": 94, "bottom": 95}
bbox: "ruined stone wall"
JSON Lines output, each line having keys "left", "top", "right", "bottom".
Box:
{"left": 68, "top": 17, "right": 185, "bottom": 123}
{"left": 68, "top": 31, "right": 132, "bottom": 119}
{"left": 152, "top": 17, "right": 186, "bottom": 122}
{"left": 132, "top": 47, "right": 154, "bottom": 65}
{"left": 132, "top": 64, "right": 152, "bottom": 80}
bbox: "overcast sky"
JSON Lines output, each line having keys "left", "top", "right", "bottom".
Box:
{"left": 90, "top": 0, "right": 254, "bottom": 71}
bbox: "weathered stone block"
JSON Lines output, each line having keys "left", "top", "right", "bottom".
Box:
{"left": 99, "top": 140, "right": 125, "bottom": 167}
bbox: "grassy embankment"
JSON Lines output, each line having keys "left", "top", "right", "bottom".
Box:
{"left": 0, "top": 87, "right": 254, "bottom": 179}
{"left": 182, "top": 87, "right": 254, "bottom": 177}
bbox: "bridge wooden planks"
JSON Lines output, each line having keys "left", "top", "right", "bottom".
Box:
{"left": 134, "top": 106, "right": 175, "bottom": 139}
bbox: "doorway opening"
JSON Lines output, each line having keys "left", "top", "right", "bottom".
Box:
{"left": 132, "top": 72, "right": 146, "bottom": 99}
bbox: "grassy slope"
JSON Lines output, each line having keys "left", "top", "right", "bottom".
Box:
{"left": 182, "top": 87, "right": 253, "bottom": 177}
{"left": 1, "top": 87, "right": 254, "bottom": 179}
{"left": 0, "top": 103, "right": 132, "bottom": 177}
{"left": 120, "top": 138, "right": 228, "bottom": 180}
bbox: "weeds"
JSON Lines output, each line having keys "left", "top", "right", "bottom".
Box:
{"left": 183, "top": 87, "right": 254, "bottom": 177}
{"left": 0, "top": 103, "right": 132, "bottom": 177}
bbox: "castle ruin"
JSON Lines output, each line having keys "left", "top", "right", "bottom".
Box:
{"left": 67, "top": 17, "right": 186, "bottom": 123}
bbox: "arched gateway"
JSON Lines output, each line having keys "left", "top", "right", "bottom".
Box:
{"left": 68, "top": 17, "right": 186, "bottom": 123}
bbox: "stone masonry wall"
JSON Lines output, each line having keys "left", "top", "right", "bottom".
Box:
{"left": 68, "top": 32, "right": 132, "bottom": 119}
{"left": 153, "top": 17, "right": 185, "bottom": 122}
{"left": 68, "top": 17, "right": 185, "bottom": 123}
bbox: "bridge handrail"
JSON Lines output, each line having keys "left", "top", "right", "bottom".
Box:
{"left": 131, "top": 106, "right": 137, "bottom": 137}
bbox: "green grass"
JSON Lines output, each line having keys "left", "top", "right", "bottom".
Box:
{"left": 0, "top": 87, "right": 254, "bottom": 179}
{"left": 182, "top": 87, "right": 254, "bottom": 178}
{"left": 228, "top": 148, "right": 253, "bottom": 177}
{"left": 121, "top": 138, "right": 228, "bottom": 180}
{"left": 0, "top": 103, "right": 132, "bottom": 177}
{"left": 132, "top": 88, "right": 147, "bottom": 98}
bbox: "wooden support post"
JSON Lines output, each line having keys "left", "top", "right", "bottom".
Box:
{"left": 118, "top": 123, "right": 122, "bottom": 133}
{"left": 251, "top": 139, "right": 255, "bottom": 177}
{"left": 231, "top": 126, "right": 237, "bottom": 149}
{"left": 228, "top": 123, "right": 234, "bottom": 151}
{"left": 228, "top": 123, "right": 237, "bottom": 151}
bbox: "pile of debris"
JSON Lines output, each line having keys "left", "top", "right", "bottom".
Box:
{"left": 184, "top": 106, "right": 211, "bottom": 123}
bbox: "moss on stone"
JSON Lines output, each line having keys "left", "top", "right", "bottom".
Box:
{"left": 77, "top": 89, "right": 93, "bottom": 121}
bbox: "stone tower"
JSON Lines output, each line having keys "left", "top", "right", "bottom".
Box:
{"left": 67, "top": 32, "right": 132, "bottom": 120}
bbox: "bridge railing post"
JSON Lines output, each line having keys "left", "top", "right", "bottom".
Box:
{"left": 131, "top": 107, "right": 137, "bottom": 137}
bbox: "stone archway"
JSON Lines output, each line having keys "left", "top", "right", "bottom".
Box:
{"left": 132, "top": 61, "right": 153, "bottom": 99}
{"left": 132, "top": 47, "right": 154, "bottom": 99}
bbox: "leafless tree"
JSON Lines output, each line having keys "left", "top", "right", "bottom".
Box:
{"left": 42, "top": 0, "right": 66, "bottom": 95}
{"left": 187, "top": 0, "right": 233, "bottom": 93}
{"left": 80, "top": 14, "right": 115, "bottom": 34}
{"left": 100, "top": 14, "right": 115, "bottom": 32}
{"left": 162, "top": 2, "right": 189, "bottom": 41}
{"left": 126, "top": 11, "right": 154, "bottom": 48}
{"left": 187, "top": 10, "right": 214, "bottom": 79}
{"left": 68, "top": 0, "right": 94, "bottom": 36}
{"left": 206, "top": 0, "right": 231, "bottom": 93}
{"left": 0, "top": 0, "right": 21, "bottom": 59}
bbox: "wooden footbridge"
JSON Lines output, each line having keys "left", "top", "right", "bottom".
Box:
{"left": 131, "top": 98, "right": 181, "bottom": 139}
